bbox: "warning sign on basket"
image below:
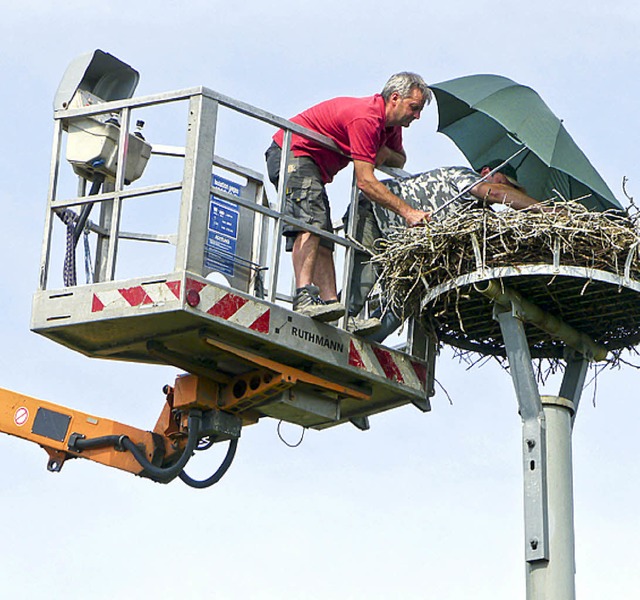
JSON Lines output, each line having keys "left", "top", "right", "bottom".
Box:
{"left": 205, "top": 176, "right": 242, "bottom": 277}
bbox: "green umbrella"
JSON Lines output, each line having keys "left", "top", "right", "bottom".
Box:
{"left": 431, "top": 74, "right": 622, "bottom": 211}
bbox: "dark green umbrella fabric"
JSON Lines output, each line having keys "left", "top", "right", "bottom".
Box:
{"left": 431, "top": 74, "right": 622, "bottom": 211}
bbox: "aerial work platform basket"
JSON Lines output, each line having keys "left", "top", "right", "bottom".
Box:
{"left": 32, "top": 50, "right": 434, "bottom": 431}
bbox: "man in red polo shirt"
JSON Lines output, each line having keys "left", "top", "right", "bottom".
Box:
{"left": 266, "top": 72, "right": 432, "bottom": 326}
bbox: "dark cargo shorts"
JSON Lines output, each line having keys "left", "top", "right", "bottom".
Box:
{"left": 265, "top": 142, "right": 335, "bottom": 251}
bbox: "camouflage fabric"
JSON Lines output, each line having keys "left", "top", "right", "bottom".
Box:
{"left": 370, "top": 166, "right": 482, "bottom": 236}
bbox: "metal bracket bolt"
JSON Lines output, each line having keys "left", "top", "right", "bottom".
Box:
{"left": 530, "top": 538, "right": 539, "bottom": 550}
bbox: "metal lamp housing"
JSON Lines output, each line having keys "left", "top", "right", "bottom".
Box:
{"left": 56, "top": 50, "right": 151, "bottom": 184}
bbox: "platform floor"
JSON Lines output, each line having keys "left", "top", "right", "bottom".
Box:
{"left": 32, "top": 272, "right": 433, "bottom": 429}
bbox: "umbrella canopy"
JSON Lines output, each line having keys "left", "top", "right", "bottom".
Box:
{"left": 431, "top": 74, "right": 622, "bottom": 211}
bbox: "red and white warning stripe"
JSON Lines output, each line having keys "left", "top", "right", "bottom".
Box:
{"left": 348, "top": 339, "right": 427, "bottom": 391}
{"left": 90, "top": 278, "right": 270, "bottom": 334}
{"left": 185, "top": 278, "right": 270, "bottom": 333}
{"left": 91, "top": 280, "right": 181, "bottom": 313}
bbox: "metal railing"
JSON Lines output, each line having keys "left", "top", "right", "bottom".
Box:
{"left": 40, "top": 85, "right": 425, "bottom": 353}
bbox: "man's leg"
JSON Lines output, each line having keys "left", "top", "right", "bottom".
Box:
{"left": 292, "top": 231, "right": 340, "bottom": 301}
{"left": 313, "top": 245, "right": 338, "bottom": 301}
{"left": 346, "top": 202, "right": 380, "bottom": 313}
{"left": 344, "top": 202, "right": 383, "bottom": 336}
{"left": 269, "top": 149, "right": 344, "bottom": 320}
{"left": 292, "top": 231, "right": 320, "bottom": 289}
{"left": 291, "top": 233, "right": 342, "bottom": 320}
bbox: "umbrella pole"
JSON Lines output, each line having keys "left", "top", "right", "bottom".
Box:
{"left": 495, "top": 305, "right": 586, "bottom": 600}
{"left": 431, "top": 145, "right": 528, "bottom": 217}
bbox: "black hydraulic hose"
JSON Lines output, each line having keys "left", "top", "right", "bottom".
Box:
{"left": 69, "top": 411, "right": 203, "bottom": 484}
{"left": 120, "top": 411, "right": 203, "bottom": 483}
{"left": 178, "top": 438, "right": 239, "bottom": 489}
{"left": 71, "top": 434, "right": 126, "bottom": 451}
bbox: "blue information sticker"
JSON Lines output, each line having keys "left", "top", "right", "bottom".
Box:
{"left": 205, "top": 176, "right": 243, "bottom": 277}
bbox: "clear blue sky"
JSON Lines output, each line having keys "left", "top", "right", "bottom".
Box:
{"left": 1, "top": 2, "right": 639, "bottom": 598}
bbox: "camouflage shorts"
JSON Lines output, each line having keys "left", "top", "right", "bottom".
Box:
{"left": 265, "top": 142, "right": 334, "bottom": 251}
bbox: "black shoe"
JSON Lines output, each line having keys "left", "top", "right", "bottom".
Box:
{"left": 293, "top": 285, "right": 346, "bottom": 322}
{"left": 346, "top": 316, "right": 383, "bottom": 336}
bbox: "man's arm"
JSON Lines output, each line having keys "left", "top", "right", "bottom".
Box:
{"left": 375, "top": 145, "right": 406, "bottom": 169}
{"left": 470, "top": 181, "right": 551, "bottom": 212}
{"left": 353, "top": 159, "right": 430, "bottom": 226}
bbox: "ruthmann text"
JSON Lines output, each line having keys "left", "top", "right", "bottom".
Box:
{"left": 290, "top": 326, "right": 344, "bottom": 353}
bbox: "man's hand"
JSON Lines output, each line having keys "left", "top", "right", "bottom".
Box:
{"left": 406, "top": 208, "right": 431, "bottom": 227}
{"left": 354, "top": 160, "right": 429, "bottom": 226}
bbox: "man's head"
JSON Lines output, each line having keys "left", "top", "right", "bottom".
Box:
{"left": 382, "top": 72, "right": 432, "bottom": 128}
{"left": 479, "top": 159, "right": 524, "bottom": 190}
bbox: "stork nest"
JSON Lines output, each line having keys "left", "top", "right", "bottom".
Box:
{"left": 372, "top": 200, "right": 640, "bottom": 366}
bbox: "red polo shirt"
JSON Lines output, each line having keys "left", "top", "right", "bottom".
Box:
{"left": 273, "top": 94, "right": 403, "bottom": 184}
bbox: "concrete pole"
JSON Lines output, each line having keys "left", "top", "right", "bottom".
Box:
{"left": 527, "top": 396, "right": 576, "bottom": 600}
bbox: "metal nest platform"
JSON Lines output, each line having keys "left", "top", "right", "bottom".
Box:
{"left": 373, "top": 201, "right": 640, "bottom": 361}
{"left": 420, "top": 265, "right": 640, "bottom": 359}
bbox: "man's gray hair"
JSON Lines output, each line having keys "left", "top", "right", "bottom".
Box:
{"left": 381, "top": 72, "right": 432, "bottom": 104}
